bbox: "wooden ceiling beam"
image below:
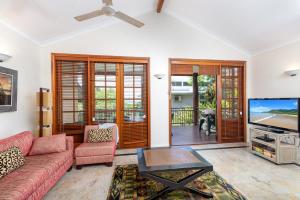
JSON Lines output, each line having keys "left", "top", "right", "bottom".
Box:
{"left": 157, "top": 0, "right": 165, "bottom": 13}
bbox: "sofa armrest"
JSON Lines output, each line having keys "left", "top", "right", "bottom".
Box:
{"left": 66, "top": 136, "right": 74, "bottom": 151}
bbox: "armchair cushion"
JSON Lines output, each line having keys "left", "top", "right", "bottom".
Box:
{"left": 75, "top": 142, "right": 115, "bottom": 157}
{"left": 87, "top": 127, "right": 113, "bottom": 143}
{"left": 84, "top": 124, "right": 117, "bottom": 143}
{"left": 29, "top": 134, "right": 66, "bottom": 156}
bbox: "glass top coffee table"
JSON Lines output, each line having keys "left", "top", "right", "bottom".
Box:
{"left": 137, "top": 146, "right": 213, "bottom": 200}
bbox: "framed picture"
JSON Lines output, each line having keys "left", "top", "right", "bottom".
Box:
{"left": 0, "top": 66, "right": 18, "bottom": 112}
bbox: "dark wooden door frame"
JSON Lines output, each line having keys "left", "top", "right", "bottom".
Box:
{"left": 51, "top": 53, "right": 151, "bottom": 148}
{"left": 168, "top": 58, "right": 247, "bottom": 146}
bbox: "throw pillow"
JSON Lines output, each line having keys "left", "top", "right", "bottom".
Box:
{"left": 29, "top": 134, "right": 66, "bottom": 156}
{"left": 88, "top": 128, "right": 113, "bottom": 143}
{"left": 0, "top": 146, "right": 25, "bottom": 179}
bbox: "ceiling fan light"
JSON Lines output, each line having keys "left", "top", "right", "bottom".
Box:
{"left": 102, "top": 6, "right": 115, "bottom": 16}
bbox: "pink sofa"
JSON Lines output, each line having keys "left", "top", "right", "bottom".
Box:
{"left": 0, "top": 131, "right": 74, "bottom": 200}
{"left": 75, "top": 125, "right": 117, "bottom": 169}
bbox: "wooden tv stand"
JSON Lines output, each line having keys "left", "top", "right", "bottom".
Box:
{"left": 250, "top": 127, "right": 299, "bottom": 164}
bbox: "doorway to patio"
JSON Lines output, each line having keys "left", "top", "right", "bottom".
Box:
{"left": 171, "top": 74, "right": 217, "bottom": 145}
{"left": 169, "top": 59, "right": 246, "bottom": 146}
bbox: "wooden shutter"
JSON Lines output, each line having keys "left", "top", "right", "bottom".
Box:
{"left": 54, "top": 60, "right": 88, "bottom": 143}
{"left": 171, "top": 64, "right": 220, "bottom": 75}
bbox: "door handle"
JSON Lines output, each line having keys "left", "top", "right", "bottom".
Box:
{"left": 143, "top": 115, "right": 146, "bottom": 119}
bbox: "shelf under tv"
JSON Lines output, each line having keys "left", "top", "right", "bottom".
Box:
{"left": 250, "top": 127, "right": 299, "bottom": 164}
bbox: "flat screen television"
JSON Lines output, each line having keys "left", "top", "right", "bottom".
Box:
{"left": 248, "top": 98, "right": 300, "bottom": 132}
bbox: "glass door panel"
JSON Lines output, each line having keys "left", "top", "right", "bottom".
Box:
{"left": 123, "top": 64, "right": 145, "bottom": 122}
{"left": 92, "top": 63, "right": 117, "bottom": 123}
{"left": 221, "top": 66, "right": 244, "bottom": 142}
{"left": 120, "top": 64, "right": 148, "bottom": 148}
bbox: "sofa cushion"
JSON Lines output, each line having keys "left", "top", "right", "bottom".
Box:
{"left": 0, "top": 150, "right": 72, "bottom": 200}
{"left": 0, "top": 131, "right": 33, "bottom": 156}
{"left": 75, "top": 142, "right": 116, "bottom": 157}
{"left": 0, "top": 146, "right": 25, "bottom": 179}
{"left": 87, "top": 127, "right": 113, "bottom": 143}
{"left": 29, "top": 134, "right": 66, "bottom": 156}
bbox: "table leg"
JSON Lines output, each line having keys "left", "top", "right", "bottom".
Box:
{"left": 142, "top": 169, "right": 213, "bottom": 199}
{"left": 148, "top": 187, "right": 173, "bottom": 200}
{"left": 177, "top": 169, "right": 209, "bottom": 186}
{"left": 184, "top": 187, "right": 213, "bottom": 199}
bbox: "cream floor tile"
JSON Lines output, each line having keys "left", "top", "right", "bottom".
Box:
{"left": 198, "top": 148, "right": 300, "bottom": 200}
{"left": 45, "top": 148, "right": 300, "bottom": 200}
{"left": 44, "top": 155, "right": 137, "bottom": 200}
{"left": 116, "top": 148, "right": 137, "bottom": 155}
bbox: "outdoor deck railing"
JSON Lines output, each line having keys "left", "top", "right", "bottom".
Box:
{"left": 171, "top": 108, "right": 194, "bottom": 125}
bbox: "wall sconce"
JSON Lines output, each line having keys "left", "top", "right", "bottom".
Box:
{"left": 193, "top": 65, "right": 199, "bottom": 74}
{"left": 284, "top": 69, "right": 300, "bottom": 77}
{"left": 154, "top": 73, "right": 166, "bottom": 79}
{"left": 0, "top": 53, "right": 12, "bottom": 62}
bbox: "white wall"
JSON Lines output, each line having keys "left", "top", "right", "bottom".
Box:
{"left": 0, "top": 23, "right": 41, "bottom": 139}
{"left": 250, "top": 43, "right": 300, "bottom": 98}
{"left": 250, "top": 41, "right": 300, "bottom": 163}
{"left": 40, "top": 12, "right": 248, "bottom": 147}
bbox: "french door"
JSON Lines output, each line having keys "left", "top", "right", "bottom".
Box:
{"left": 220, "top": 66, "right": 245, "bottom": 142}
{"left": 120, "top": 64, "right": 149, "bottom": 148}
{"left": 53, "top": 54, "right": 150, "bottom": 148}
{"left": 169, "top": 59, "right": 246, "bottom": 145}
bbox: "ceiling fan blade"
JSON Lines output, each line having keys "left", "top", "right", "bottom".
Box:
{"left": 74, "top": 10, "right": 104, "bottom": 21}
{"left": 114, "top": 11, "right": 144, "bottom": 28}
{"left": 103, "top": 0, "right": 113, "bottom": 6}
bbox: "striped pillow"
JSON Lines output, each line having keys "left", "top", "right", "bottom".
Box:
{"left": 0, "top": 146, "right": 25, "bottom": 179}
{"left": 88, "top": 128, "right": 113, "bottom": 143}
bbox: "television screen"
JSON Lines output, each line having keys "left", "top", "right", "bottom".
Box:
{"left": 248, "top": 98, "right": 299, "bottom": 132}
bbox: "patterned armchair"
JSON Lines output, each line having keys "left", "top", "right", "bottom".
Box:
{"left": 75, "top": 124, "right": 117, "bottom": 169}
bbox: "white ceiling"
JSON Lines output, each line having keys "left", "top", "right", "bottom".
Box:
{"left": 0, "top": 0, "right": 156, "bottom": 44}
{"left": 165, "top": 0, "right": 300, "bottom": 55}
{"left": 1, "top": 0, "right": 300, "bottom": 55}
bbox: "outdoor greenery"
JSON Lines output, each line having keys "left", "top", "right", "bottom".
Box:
{"left": 198, "top": 75, "right": 216, "bottom": 110}
{"left": 172, "top": 75, "right": 216, "bottom": 125}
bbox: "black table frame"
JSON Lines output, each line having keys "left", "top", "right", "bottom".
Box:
{"left": 137, "top": 146, "right": 213, "bottom": 200}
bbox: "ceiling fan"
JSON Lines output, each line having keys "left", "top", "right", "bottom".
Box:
{"left": 74, "top": 0, "right": 144, "bottom": 28}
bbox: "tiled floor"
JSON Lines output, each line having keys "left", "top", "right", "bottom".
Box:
{"left": 44, "top": 147, "right": 300, "bottom": 200}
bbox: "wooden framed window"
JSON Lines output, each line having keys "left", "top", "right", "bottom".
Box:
{"left": 52, "top": 54, "right": 150, "bottom": 148}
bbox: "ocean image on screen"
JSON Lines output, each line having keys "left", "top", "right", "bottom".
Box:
{"left": 249, "top": 99, "right": 298, "bottom": 131}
